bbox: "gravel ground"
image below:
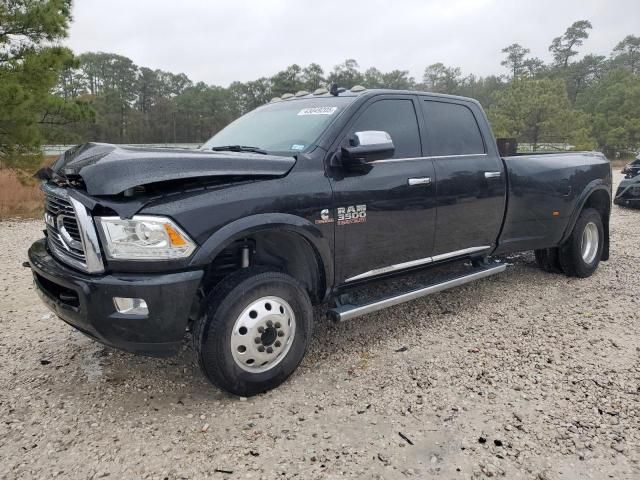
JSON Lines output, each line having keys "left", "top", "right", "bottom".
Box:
{"left": 1, "top": 172, "right": 638, "bottom": 480}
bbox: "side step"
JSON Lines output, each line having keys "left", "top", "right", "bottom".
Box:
{"left": 328, "top": 263, "right": 506, "bottom": 322}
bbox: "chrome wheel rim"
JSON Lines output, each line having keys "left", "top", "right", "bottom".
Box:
{"left": 230, "top": 296, "right": 296, "bottom": 373}
{"left": 580, "top": 222, "right": 599, "bottom": 264}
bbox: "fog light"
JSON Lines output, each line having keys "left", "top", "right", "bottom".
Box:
{"left": 113, "top": 297, "right": 148, "bottom": 315}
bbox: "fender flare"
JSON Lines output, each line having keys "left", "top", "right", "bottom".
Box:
{"left": 560, "top": 179, "right": 611, "bottom": 259}
{"left": 189, "top": 213, "right": 333, "bottom": 298}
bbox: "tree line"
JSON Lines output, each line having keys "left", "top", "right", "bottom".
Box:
{"left": 2, "top": 1, "right": 639, "bottom": 170}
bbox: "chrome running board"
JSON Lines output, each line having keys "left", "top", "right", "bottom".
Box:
{"left": 328, "top": 263, "right": 506, "bottom": 322}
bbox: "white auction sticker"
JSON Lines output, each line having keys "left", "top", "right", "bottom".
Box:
{"left": 297, "top": 107, "right": 338, "bottom": 116}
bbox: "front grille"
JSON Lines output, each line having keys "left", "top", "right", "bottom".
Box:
{"left": 43, "top": 184, "right": 88, "bottom": 269}
{"left": 41, "top": 183, "right": 105, "bottom": 274}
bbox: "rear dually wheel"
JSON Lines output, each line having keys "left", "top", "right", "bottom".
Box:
{"left": 558, "top": 208, "right": 604, "bottom": 278}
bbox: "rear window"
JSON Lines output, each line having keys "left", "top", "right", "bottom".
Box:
{"left": 421, "top": 101, "right": 485, "bottom": 156}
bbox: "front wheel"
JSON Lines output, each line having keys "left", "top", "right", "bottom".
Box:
{"left": 558, "top": 208, "right": 604, "bottom": 278}
{"left": 193, "top": 269, "right": 313, "bottom": 396}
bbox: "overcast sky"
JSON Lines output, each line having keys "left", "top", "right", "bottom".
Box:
{"left": 65, "top": 0, "right": 640, "bottom": 86}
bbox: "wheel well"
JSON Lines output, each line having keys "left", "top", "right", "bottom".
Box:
{"left": 202, "top": 230, "right": 325, "bottom": 304}
{"left": 584, "top": 189, "right": 610, "bottom": 219}
{"left": 583, "top": 189, "right": 611, "bottom": 261}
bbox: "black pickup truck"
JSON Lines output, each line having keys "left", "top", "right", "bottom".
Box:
{"left": 29, "top": 87, "right": 612, "bottom": 396}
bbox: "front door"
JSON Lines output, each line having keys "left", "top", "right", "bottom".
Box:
{"left": 328, "top": 96, "right": 437, "bottom": 283}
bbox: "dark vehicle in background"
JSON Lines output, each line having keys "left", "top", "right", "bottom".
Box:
{"left": 614, "top": 154, "right": 640, "bottom": 208}
{"left": 28, "top": 87, "right": 612, "bottom": 396}
{"left": 621, "top": 155, "right": 640, "bottom": 178}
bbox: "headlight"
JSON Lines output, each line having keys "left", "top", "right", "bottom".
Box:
{"left": 97, "top": 216, "right": 196, "bottom": 260}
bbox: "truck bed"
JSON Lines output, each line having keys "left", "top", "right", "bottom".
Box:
{"left": 496, "top": 151, "right": 610, "bottom": 255}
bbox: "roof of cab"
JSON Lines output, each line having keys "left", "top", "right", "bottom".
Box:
{"left": 269, "top": 87, "right": 481, "bottom": 107}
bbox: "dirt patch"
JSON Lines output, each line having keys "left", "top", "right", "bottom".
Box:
{"left": 0, "top": 171, "right": 638, "bottom": 479}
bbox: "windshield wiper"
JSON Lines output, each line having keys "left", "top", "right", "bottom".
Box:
{"left": 210, "top": 145, "right": 268, "bottom": 155}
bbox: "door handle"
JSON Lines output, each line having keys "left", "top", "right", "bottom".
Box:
{"left": 484, "top": 171, "right": 501, "bottom": 179}
{"left": 408, "top": 177, "right": 432, "bottom": 186}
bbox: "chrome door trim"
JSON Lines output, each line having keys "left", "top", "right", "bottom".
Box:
{"left": 345, "top": 246, "right": 492, "bottom": 283}
{"left": 429, "top": 153, "right": 488, "bottom": 159}
{"left": 431, "top": 245, "right": 491, "bottom": 263}
{"left": 345, "top": 256, "right": 433, "bottom": 282}
{"left": 408, "top": 177, "right": 432, "bottom": 186}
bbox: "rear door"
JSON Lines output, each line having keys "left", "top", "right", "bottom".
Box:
{"left": 329, "top": 95, "right": 437, "bottom": 283}
{"left": 420, "top": 99, "right": 506, "bottom": 258}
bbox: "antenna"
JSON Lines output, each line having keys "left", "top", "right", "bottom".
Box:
{"left": 329, "top": 83, "right": 339, "bottom": 96}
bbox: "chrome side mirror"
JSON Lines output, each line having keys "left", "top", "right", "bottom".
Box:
{"left": 341, "top": 131, "right": 395, "bottom": 167}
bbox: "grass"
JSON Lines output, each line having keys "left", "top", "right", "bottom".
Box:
{"left": 0, "top": 169, "right": 44, "bottom": 219}
{"left": 0, "top": 156, "right": 58, "bottom": 219}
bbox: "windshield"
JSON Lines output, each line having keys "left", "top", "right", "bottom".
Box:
{"left": 200, "top": 97, "right": 353, "bottom": 156}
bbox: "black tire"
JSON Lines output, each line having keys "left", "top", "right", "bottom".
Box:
{"left": 534, "top": 248, "right": 563, "bottom": 274}
{"left": 193, "top": 268, "right": 313, "bottom": 396}
{"left": 558, "top": 208, "right": 604, "bottom": 278}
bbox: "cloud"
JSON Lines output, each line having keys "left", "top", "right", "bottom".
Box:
{"left": 66, "top": 0, "right": 640, "bottom": 86}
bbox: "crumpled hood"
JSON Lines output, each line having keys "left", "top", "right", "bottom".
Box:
{"left": 46, "top": 143, "right": 296, "bottom": 196}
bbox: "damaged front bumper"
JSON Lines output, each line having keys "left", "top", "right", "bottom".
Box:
{"left": 28, "top": 239, "right": 203, "bottom": 357}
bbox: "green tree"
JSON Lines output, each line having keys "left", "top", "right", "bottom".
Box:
{"left": 31, "top": 21, "right": 640, "bottom": 158}
{"left": 576, "top": 69, "right": 640, "bottom": 156}
{"left": 501, "top": 43, "right": 530, "bottom": 78}
{"left": 522, "top": 57, "right": 546, "bottom": 77}
{"left": 565, "top": 54, "right": 607, "bottom": 104}
{"left": 176, "top": 82, "right": 236, "bottom": 142}
{"left": 457, "top": 74, "right": 505, "bottom": 109}
{"left": 328, "top": 59, "right": 363, "bottom": 88}
{"left": 228, "top": 78, "right": 272, "bottom": 114}
{"left": 56, "top": 56, "right": 87, "bottom": 100}
{"left": 381, "top": 69, "right": 415, "bottom": 90}
{"left": 362, "top": 67, "right": 383, "bottom": 88}
{"left": 422, "top": 63, "right": 462, "bottom": 94}
{"left": 611, "top": 35, "right": 640, "bottom": 75}
{"left": 77, "top": 52, "right": 139, "bottom": 141}
{"left": 0, "top": 0, "right": 85, "bottom": 168}
{"left": 136, "top": 67, "right": 160, "bottom": 115}
{"left": 301, "top": 63, "right": 325, "bottom": 91}
{"left": 270, "top": 64, "right": 304, "bottom": 96}
{"left": 549, "top": 20, "right": 593, "bottom": 68}
{"left": 489, "top": 78, "right": 594, "bottom": 150}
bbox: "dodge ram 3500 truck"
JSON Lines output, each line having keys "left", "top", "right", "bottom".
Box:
{"left": 28, "top": 87, "right": 612, "bottom": 396}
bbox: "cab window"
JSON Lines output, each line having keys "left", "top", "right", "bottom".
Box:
{"left": 349, "top": 99, "right": 421, "bottom": 159}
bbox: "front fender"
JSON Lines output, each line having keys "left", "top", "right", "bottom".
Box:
{"left": 189, "top": 213, "right": 334, "bottom": 292}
